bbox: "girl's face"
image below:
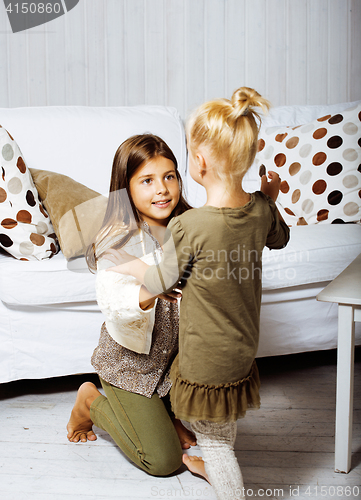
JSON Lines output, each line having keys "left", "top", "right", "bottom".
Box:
{"left": 129, "top": 156, "right": 180, "bottom": 227}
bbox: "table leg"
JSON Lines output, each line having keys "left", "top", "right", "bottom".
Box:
{"left": 335, "top": 304, "right": 355, "bottom": 473}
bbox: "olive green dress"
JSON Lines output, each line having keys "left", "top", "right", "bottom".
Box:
{"left": 144, "top": 191, "right": 290, "bottom": 423}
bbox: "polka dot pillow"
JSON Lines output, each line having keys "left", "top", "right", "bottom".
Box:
{"left": 256, "top": 103, "right": 361, "bottom": 226}
{"left": 0, "top": 125, "right": 59, "bottom": 260}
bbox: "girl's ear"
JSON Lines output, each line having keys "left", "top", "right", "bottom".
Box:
{"left": 196, "top": 153, "right": 207, "bottom": 177}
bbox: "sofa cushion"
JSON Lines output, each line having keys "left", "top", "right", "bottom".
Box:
{"left": 0, "top": 252, "right": 96, "bottom": 305}
{"left": 256, "top": 103, "right": 361, "bottom": 226}
{"left": 0, "top": 126, "right": 59, "bottom": 260}
{"left": 30, "top": 169, "right": 108, "bottom": 260}
{"left": 1, "top": 223, "right": 360, "bottom": 306}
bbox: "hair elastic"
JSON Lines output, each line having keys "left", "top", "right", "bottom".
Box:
{"left": 242, "top": 107, "right": 249, "bottom": 116}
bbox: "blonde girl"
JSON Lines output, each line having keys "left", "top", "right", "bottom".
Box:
{"left": 67, "top": 134, "right": 196, "bottom": 477}
{"left": 106, "top": 88, "right": 290, "bottom": 498}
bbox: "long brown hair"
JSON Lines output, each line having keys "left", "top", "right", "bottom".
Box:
{"left": 86, "top": 134, "right": 191, "bottom": 271}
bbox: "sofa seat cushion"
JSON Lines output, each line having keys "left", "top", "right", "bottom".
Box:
{"left": 0, "top": 252, "right": 96, "bottom": 306}
{"left": 1, "top": 224, "right": 360, "bottom": 306}
{"left": 262, "top": 223, "right": 361, "bottom": 289}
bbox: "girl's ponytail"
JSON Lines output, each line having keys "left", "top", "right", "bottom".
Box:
{"left": 230, "top": 87, "right": 270, "bottom": 121}
{"left": 187, "top": 87, "right": 270, "bottom": 187}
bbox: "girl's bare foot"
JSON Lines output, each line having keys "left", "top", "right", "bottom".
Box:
{"left": 66, "top": 382, "right": 102, "bottom": 443}
{"left": 182, "top": 454, "right": 210, "bottom": 483}
{"left": 172, "top": 419, "right": 197, "bottom": 449}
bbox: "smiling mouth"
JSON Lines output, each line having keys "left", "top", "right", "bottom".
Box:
{"left": 152, "top": 199, "right": 172, "bottom": 208}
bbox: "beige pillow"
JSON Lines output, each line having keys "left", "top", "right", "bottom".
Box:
{"left": 30, "top": 169, "right": 108, "bottom": 259}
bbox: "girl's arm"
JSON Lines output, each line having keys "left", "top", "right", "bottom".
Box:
{"left": 96, "top": 261, "right": 156, "bottom": 354}
{"left": 105, "top": 249, "right": 181, "bottom": 307}
{"left": 105, "top": 248, "right": 149, "bottom": 283}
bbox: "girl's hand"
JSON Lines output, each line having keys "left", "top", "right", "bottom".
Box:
{"left": 104, "top": 248, "right": 138, "bottom": 276}
{"left": 157, "top": 290, "right": 182, "bottom": 303}
{"left": 260, "top": 171, "right": 281, "bottom": 202}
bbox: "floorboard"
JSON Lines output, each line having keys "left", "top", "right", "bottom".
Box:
{"left": 0, "top": 348, "right": 360, "bottom": 500}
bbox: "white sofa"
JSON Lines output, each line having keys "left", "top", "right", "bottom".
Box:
{"left": 0, "top": 102, "right": 360, "bottom": 384}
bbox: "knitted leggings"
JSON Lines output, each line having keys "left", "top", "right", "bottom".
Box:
{"left": 191, "top": 420, "right": 245, "bottom": 500}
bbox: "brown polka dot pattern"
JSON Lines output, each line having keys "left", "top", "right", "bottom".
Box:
{"left": 0, "top": 124, "right": 59, "bottom": 259}
{"left": 286, "top": 137, "right": 299, "bottom": 149}
{"left": 274, "top": 153, "right": 287, "bottom": 167}
{"left": 318, "top": 115, "right": 331, "bottom": 122}
{"left": 312, "top": 152, "right": 327, "bottom": 166}
{"left": 0, "top": 187, "right": 7, "bottom": 203}
{"left": 1, "top": 218, "right": 17, "bottom": 229}
{"left": 257, "top": 103, "right": 361, "bottom": 225}
{"left": 313, "top": 128, "right": 327, "bottom": 140}
{"left": 289, "top": 162, "right": 301, "bottom": 176}
{"left": 17, "top": 157, "right": 26, "bottom": 174}
{"left": 327, "top": 136, "right": 343, "bottom": 149}
{"left": 317, "top": 209, "right": 329, "bottom": 221}
{"left": 312, "top": 179, "right": 327, "bottom": 195}
{"left": 292, "top": 189, "right": 301, "bottom": 203}
{"left": 30, "top": 233, "right": 45, "bottom": 246}
{"left": 329, "top": 114, "right": 343, "bottom": 125}
{"left": 327, "top": 162, "right": 343, "bottom": 176}
{"left": 276, "top": 133, "right": 288, "bottom": 142}
{"left": 16, "top": 210, "right": 32, "bottom": 224}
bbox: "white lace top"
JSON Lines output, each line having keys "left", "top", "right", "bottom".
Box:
{"left": 91, "top": 223, "right": 179, "bottom": 398}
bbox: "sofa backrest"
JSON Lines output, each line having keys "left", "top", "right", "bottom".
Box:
{"left": 0, "top": 105, "right": 187, "bottom": 196}
{"left": 1, "top": 100, "right": 358, "bottom": 208}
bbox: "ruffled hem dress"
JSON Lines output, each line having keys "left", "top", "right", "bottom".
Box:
{"left": 169, "top": 355, "right": 261, "bottom": 423}
{"left": 144, "top": 192, "right": 290, "bottom": 423}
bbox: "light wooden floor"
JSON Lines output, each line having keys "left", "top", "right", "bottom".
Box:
{"left": 0, "top": 349, "right": 360, "bottom": 500}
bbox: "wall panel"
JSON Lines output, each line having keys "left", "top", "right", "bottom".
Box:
{"left": 287, "top": 0, "right": 308, "bottom": 105}
{"left": 124, "top": 0, "right": 145, "bottom": 106}
{"left": 204, "top": 0, "right": 225, "bottom": 102}
{"left": 224, "top": 0, "right": 246, "bottom": 98}
{"left": 244, "top": 0, "right": 268, "bottom": 98}
{"left": 350, "top": 0, "right": 361, "bottom": 101}
{"left": 0, "top": 0, "right": 359, "bottom": 117}
{"left": 144, "top": 0, "right": 165, "bottom": 105}
{"left": 0, "top": 7, "right": 9, "bottom": 107}
{"left": 105, "top": 0, "right": 126, "bottom": 106}
{"left": 64, "top": 1, "right": 87, "bottom": 105}
{"left": 185, "top": 0, "right": 206, "bottom": 116}
{"left": 46, "top": 14, "right": 67, "bottom": 105}
{"left": 165, "top": 0, "right": 186, "bottom": 116}
{"left": 328, "top": 0, "right": 349, "bottom": 104}
{"left": 85, "top": 0, "right": 107, "bottom": 106}
{"left": 307, "top": 0, "right": 329, "bottom": 104}
{"left": 7, "top": 31, "right": 28, "bottom": 107}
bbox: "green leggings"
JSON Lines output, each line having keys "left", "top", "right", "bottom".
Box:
{"left": 90, "top": 378, "right": 183, "bottom": 476}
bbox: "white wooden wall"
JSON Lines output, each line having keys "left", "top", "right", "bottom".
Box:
{"left": 0, "top": 0, "right": 360, "bottom": 118}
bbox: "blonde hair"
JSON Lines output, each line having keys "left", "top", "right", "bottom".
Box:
{"left": 186, "top": 87, "right": 270, "bottom": 187}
